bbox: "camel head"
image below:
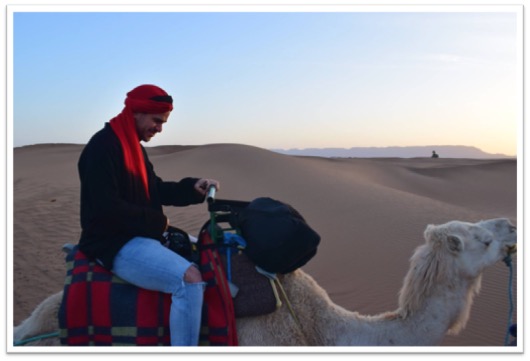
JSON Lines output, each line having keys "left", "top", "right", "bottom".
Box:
{"left": 423, "top": 218, "right": 517, "bottom": 278}
{"left": 398, "top": 218, "right": 516, "bottom": 334}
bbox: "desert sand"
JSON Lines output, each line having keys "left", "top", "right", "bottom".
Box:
{"left": 12, "top": 143, "right": 517, "bottom": 347}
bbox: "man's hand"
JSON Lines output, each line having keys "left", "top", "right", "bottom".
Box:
{"left": 194, "top": 178, "right": 220, "bottom": 196}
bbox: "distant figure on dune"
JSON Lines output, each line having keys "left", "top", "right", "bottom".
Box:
{"left": 432, "top": 150, "right": 439, "bottom": 158}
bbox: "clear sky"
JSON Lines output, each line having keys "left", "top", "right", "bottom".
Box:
{"left": 11, "top": 5, "right": 521, "bottom": 156}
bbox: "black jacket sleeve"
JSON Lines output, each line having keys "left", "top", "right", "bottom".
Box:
{"left": 144, "top": 156, "right": 206, "bottom": 206}
{"left": 156, "top": 176, "right": 206, "bottom": 206}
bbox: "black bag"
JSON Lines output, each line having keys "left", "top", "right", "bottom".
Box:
{"left": 237, "top": 197, "right": 320, "bottom": 274}
{"left": 163, "top": 226, "right": 193, "bottom": 260}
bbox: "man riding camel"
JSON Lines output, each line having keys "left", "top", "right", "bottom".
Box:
{"left": 77, "top": 84, "right": 219, "bottom": 346}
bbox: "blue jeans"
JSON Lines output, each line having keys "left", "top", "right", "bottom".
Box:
{"left": 112, "top": 237, "right": 205, "bottom": 346}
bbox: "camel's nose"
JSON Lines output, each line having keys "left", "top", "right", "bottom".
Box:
{"left": 506, "top": 244, "right": 517, "bottom": 255}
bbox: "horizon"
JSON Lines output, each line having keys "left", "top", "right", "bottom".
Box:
{"left": 13, "top": 142, "right": 515, "bottom": 158}
{"left": 10, "top": 4, "right": 521, "bottom": 157}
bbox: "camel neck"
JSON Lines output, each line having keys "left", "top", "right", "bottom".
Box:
{"left": 324, "top": 283, "right": 475, "bottom": 346}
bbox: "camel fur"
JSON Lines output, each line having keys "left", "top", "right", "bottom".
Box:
{"left": 13, "top": 218, "right": 516, "bottom": 346}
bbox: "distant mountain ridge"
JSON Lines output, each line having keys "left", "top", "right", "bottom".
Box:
{"left": 271, "top": 145, "right": 514, "bottom": 159}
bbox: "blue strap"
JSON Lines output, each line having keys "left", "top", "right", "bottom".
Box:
{"left": 503, "top": 254, "right": 515, "bottom": 346}
{"left": 223, "top": 233, "right": 247, "bottom": 248}
{"left": 223, "top": 233, "right": 247, "bottom": 282}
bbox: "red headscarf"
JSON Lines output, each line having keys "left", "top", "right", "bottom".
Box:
{"left": 109, "top": 85, "right": 173, "bottom": 201}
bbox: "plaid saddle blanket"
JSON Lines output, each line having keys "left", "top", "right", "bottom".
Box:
{"left": 58, "top": 229, "right": 242, "bottom": 346}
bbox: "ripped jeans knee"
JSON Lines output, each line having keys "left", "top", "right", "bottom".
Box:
{"left": 184, "top": 264, "right": 203, "bottom": 284}
{"left": 112, "top": 237, "right": 206, "bottom": 346}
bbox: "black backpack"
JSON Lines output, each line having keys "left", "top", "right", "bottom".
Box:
{"left": 236, "top": 197, "right": 320, "bottom": 274}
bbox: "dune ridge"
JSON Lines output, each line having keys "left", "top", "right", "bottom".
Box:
{"left": 12, "top": 143, "right": 517, "bottom": 346}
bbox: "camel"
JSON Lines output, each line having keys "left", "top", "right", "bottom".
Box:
{"left": 13, "top": 218, "right": 516, "bottom": 346}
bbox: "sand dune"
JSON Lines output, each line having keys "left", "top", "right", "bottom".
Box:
{"left": 12, "top": 143, "right": 517, "bottom": 347}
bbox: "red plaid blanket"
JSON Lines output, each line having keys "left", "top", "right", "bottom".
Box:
{"left": 58, "top": 231, "right": 237, "bottom": 346}
{"left": 198, "top": 228, "right": 238, "bottom": 346}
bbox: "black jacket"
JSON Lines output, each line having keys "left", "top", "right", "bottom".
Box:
{"left": 78, "top": 123, "right": 204, "bottom": 269}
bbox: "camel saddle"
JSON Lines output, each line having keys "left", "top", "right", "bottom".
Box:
{"left": 58, "top": 237, "right": 277, "bottom": 346}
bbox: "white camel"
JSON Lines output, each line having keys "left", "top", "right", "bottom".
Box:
{"left": 13, "top": 218, "right": 516, "bottom": 346}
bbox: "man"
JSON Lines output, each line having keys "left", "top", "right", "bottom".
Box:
{"left": 77, "top": 84, "right": 219, "bottom": 346}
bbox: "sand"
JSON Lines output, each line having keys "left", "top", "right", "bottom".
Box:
{"left": 12, "top": 143, "right": 517, "bottom": 347}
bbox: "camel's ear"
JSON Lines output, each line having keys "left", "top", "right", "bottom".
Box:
{"left": 446, "top": 235, "right": 463, "bottom": 253}
{"left": 424, "top": 224, "right": 444, "bottom": 245}
{"left": 424, "top": 225, "right": 463, "bottom": 253}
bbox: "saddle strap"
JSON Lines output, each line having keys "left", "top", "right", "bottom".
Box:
{"left": 269, "top": 279, "right": 282, "bottom": 308}
{"left": 256, "top": 267, "right": 303, "bottom": 332}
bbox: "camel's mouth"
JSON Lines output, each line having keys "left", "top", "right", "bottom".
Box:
{"left": 506, "top": 244, "right": 517, "bottom": 255}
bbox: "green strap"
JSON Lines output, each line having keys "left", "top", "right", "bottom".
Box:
{"left": 14, "top": 331, "right": 60, "bottom": 346}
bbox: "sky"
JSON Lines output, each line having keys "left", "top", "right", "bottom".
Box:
{"left": 10, "top": 5, "right": 521, "bottom": 156}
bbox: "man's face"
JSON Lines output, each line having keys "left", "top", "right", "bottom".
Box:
{"left": 133, "top": 111, "right": 171, "bottom": 142}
